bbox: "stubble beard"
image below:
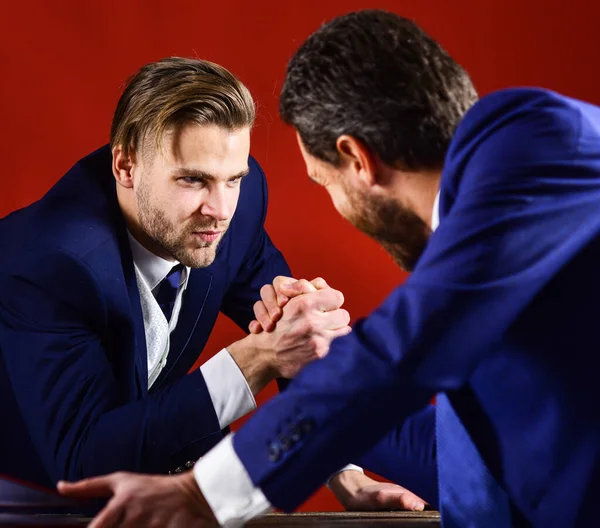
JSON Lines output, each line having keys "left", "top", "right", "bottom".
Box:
{"left": 136, "top": 179, "right": 227, "bottom": 269}
{"left": 341, "top": 180, "right": 431, "bottom": 272}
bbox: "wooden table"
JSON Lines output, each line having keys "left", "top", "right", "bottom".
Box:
{"left": 250, "top": 512, "right": 441, "bottom": 527}
{"left": 0, "top": 511, "right": 441, "bottom": 527}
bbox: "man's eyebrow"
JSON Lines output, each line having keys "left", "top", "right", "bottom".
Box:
{"left": 173, "top": 168, "right": 250, "bottom": 180}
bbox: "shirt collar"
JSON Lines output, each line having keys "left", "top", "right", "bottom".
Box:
{"left": 127, "top": 232, "right": 190, "bottom": 292}
{"left": 431, "top": 191, "right": 441, "bottom": 232}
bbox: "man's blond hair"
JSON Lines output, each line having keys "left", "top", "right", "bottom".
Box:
{"left": 110, "top": 57, "right": 255, "bottom": 156}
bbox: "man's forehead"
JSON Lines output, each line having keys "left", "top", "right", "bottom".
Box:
{"left": 146, "top": 124, "right": 250, "bottom": 169}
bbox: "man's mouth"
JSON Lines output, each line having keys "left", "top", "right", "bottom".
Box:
{"left": 193, "top": 230, "right": 222, "bottom": 243}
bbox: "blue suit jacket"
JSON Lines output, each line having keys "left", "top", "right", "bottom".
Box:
{"left": 233, "top": 88, "right": 600, "bottom": 526}
{"left": 0, "top": 146, "right": 291, "bottom": 487}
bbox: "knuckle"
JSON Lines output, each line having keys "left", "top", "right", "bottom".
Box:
{"left": 296, "top": 296, "right": 312, "bottom": 313}
{"left": 308, "top": 336, "right": 321, "bottom": 352}
{"left": 298, "top": 278, "right": 312, "bottom": 289}
{"left": 312, "top": 277, "right": 327, "bottom": 288}
{"left": 296, "top": 321, "right": 312, "bottom": 337}
{"left": 341, "top": 309, "right": 351, "bottom": 325}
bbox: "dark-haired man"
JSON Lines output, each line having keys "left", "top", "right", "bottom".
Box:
{"left": 61, "top": 8, "right": 600, "bottom": 527}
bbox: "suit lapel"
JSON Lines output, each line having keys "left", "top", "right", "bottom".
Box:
{"left": 106, "top": 175, "right": 149, "bottom": 396}
{"left": 118, "top": 234, "right": 149, "bottom": 395}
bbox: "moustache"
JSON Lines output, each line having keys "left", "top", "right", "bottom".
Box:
{"left": 187, "top": 221, "right": 230, "bottom": 232}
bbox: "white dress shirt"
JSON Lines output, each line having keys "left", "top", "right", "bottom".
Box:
{"left": 193, "top": 192, "right": 442, "bottom": 527}
{"left": 127, "top": 233, "right": 256, "bottom": 428}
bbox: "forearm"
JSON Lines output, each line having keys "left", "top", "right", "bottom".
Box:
{"left": 67, "top": 369, "right": 223, "bottom": 481}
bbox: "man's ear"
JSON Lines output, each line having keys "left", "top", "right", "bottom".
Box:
{"left": 335, "top": 135, "right": 378, "bottom": 188}
{"left": 112, "top": 146, "right": 136, "bottom": 189}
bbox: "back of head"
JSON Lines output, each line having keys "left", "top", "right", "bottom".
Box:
{"left": 111, "top": 57, "right": 255, "bottom": 157}
{"left": 280, "top": 10, "right": 478, "bottom": 170}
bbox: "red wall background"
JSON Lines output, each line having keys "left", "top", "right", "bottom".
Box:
{"left": 1, "top": 0, "right": 598, "bottom": 512}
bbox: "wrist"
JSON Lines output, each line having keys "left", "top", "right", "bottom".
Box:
{"left": 329, "top": 470, "right": 372, "bottom": 507}
{"left": 175, "top": 471, "right": 214, "bottom": 518}
{"left": 227, "top": 335, "right": 275, "bottom": 395}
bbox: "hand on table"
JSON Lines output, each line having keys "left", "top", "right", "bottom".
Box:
{"left": 329, "top": 470, "right": 427, "bottom": 512}
{"left": 58, "top": 471, "right": 216, "bottom": 528}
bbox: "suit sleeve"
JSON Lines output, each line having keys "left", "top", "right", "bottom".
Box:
{"left": 231, "top": 90, "right": 595, "bottom": 510}
{"left": 357, "top": 405, "right": 438, "bottom": 508}
{"left": 0, "top": 250, "right": 226, "bottom": 482}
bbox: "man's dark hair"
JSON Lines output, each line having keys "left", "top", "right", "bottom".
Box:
{"left": 280, "top": 10, "right": 477, "bottom": 170}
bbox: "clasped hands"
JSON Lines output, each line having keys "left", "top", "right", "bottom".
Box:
{"left": 248, "top": 275, "right": 351, "bottom": 376}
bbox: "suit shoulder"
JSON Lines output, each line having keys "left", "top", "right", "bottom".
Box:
{"left": 456, "top": 88, "right": 583, "bottom": 146}
{"left": 246, "top": 155, "right": 268, "bottom": 194}
{"left": 236, "top": 155, "right": 269, "bottom": 215}
{"left": 0, "top": 145, "right": 121, "bottom": 264}
{"left": 445, "top": 88, "right": 587, "bottom": 185}
{"left": 248, "top": 154, "right": 266, "bottom": 177}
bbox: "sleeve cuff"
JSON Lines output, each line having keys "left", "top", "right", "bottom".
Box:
{"left": 200, "top": 348, "right": 257, "bottom": 429}
{"left": 194, "top": 434, "right": 272, "bottom": 528}
{"left": 326, "top": 464, "right": 365, "bottom": 489}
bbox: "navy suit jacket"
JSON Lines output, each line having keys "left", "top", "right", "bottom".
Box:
{"left": 0, "top": 146, "right": 291, "bottom": 487}
{"left": 233, "top": 88, "right": 600, "bottom": 526}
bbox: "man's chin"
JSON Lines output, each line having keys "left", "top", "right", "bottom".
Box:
{"left": 179, "top": 246, "right": 219, "bottom": 269}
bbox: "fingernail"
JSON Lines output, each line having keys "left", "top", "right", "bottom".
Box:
{"left": 412, "top": 502, "right": 425, "bottom": 511}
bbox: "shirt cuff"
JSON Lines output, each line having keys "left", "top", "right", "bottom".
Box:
{"left": 194, "top": 434, "right": 272, "bottom": 528}
{"left": 200, "top": 349, "right": 257, "bottom": 429}
{"left": 326, "top": 464, "right": 365, "bottom": 488}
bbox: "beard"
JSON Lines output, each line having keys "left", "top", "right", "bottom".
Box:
{"left": 136, "top": 179, "right": 228, "bottom": 268}
{"left": 340, "top": 179, "right": 431, "bottom": 272}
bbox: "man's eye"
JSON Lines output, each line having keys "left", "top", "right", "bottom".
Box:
{"left": 181, "top": 177, "right": 203, "bottom": 184}
{"left": 227, "top": 177, "right": 242, "bottom": 186}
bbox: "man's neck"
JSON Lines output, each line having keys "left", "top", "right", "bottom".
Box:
{"left": 388, "top": 168, "right": 441, "bottom": 229}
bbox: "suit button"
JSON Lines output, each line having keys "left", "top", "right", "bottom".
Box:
{"left": 290, "top": 425, "right": 302, "bottom": 442}
{"left": 280, "top": 435, "right": 292, "bottom": 451}
{"left": 268, "top": 442, "right": 282, "bottom": 462}
{"left": 300, "top": 418, "right": 316, "bottom": 434}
